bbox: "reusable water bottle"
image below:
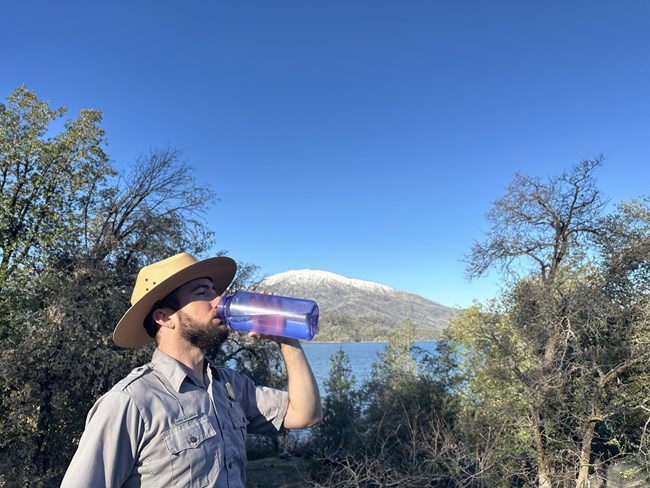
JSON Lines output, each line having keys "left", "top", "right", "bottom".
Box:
{"left": 216, "top": 291, "right": 319, "bottom": 341}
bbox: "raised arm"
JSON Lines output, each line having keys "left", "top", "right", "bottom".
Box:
{"left": 278, "top": 338, "right": 323, "bottom": 429}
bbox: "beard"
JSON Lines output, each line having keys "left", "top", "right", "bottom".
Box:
{"left": 177, "top": 310, "right": 230, "bottom": 351}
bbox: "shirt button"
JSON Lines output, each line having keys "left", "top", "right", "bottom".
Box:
{"left": 189, "top": 436, "right": 197, "bottom": 443}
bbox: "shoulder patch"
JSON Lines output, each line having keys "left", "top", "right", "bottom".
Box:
{"left": 111, "top": 363, "right": 153, "bottom": 392}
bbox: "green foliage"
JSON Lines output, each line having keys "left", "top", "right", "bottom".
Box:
{"left": 361, "top": 323, "right": 456, "bottom": 472}
{"left": 443, "top": 301, "right": 541, "bottom": 485}
{"left": 0, "top": 86, "right": 111, "bottom": 281}
{"left": 313, "top": 348, "right": 361, "bottom": 454}
{"left": 310, "top": 322, "right": 462, "bottom": 487}
{"left": 371, "top": 318, "right": 420, "bottom": 383}
{"left": 0, "top": 86, "right": 112, "bottom": 340}
{"left": 0, "top": 261, "right": 152, "bottom": 486}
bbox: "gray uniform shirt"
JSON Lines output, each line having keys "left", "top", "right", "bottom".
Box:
{"left": 61, "top": 349, "right": 289, "bottom": 488}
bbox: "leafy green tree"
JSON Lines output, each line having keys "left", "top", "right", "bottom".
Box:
{"left": 0, "top": 86, "right": 111, "bottom": 339}
{"left": 441, "top": 300, "right": 537, "bottom": 486}
{"left": 447, "top": 158, "right": 650, "bottom": 487}
{"left": 313, "top": 348, "right": 361, "bottom": 455}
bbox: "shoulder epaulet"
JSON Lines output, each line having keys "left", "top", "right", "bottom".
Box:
{"left": 111, "top": 363, "right": 154, "bottom": 392}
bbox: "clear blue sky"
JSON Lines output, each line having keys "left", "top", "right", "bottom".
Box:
{"left": 3, "top": 1, "right": 649, "bottom": 308}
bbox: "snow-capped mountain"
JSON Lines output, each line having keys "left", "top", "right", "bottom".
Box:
{"left": 257, "top": 270, "right": 459, "bottom": 342}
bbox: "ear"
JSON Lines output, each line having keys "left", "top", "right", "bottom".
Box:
{"left": 153, "top": 308, "right": 175, "bottom": 330}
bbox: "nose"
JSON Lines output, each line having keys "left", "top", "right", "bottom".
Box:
{"left": 210, "top": 295, "right": 222, "bottom": 309}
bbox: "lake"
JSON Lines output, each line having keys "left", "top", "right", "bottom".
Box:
{"left": 302, "top": 341, "right": 438, "bottom": 396}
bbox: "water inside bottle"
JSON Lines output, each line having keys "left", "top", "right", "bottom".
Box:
{"left": 252, "top": 314, "right": 286, "bottom": 336}
{"left": 227, "top": 313, "right": 316, "bottom": 340}
{"left": 283, "top": 319, "right": 316, "bottom": 340}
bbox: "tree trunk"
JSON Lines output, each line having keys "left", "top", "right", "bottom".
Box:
{"left": 32, "top": 374, "right": 53, "bottom": 480}
{"left": 532, "top": 408, "right": 553, "bottom": 488}
{"left": 575, "top": 421, "right": 594, "bottom": 488}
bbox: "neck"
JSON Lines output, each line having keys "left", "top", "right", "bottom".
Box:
{"left": 158, "top": 341, "right": 205, "bottom": 379}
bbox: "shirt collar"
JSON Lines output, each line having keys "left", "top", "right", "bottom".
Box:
{"left": 152, "top": 348, "right": 207, "bottom": 391}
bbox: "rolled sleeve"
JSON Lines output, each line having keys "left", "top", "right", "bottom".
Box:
{"left": 61, "top": 390, "right": 143, "bottom": 488}
{"left": 253, "top": 385, "right": 289, "bottom": 432}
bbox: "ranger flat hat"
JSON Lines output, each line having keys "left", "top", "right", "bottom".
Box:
{"left": 113, "top": 252, "right": 237, "bottom": 348}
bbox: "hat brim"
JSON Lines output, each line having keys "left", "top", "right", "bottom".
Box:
{"left": 113, "top": 256, "right": 237, "bottom": 348}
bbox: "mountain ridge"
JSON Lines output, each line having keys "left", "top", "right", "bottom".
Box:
{"left": 257, "top": 269, "right": 459, "bottom": 342}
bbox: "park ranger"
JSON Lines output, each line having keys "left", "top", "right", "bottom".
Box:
{"left": 62, "top": 253, "right": 322, "bottom": 487}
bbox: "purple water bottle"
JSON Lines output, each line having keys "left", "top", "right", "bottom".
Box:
{"left": 216, "top": 291, "right": 319, "bottom": 341}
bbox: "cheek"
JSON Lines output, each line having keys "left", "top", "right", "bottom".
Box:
{"left": 186, "top": 303, "right": 214, "bottom": 323}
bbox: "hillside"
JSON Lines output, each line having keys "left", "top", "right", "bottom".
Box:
{"left": 257, "top": 270, "right": 460, "bottom": 342}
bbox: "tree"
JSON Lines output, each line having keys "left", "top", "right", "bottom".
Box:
{"left": 371, "top": 318, "right": 420, "bottom": 384}
{"left": 466, "top": 155, "right": 607, "bottom": 285}
{"left": 0, "top": 86, "right": 111, "bottom": 339}
{"left": 449, "top": 158, "right": 650, "bottom": 487}
{"left": 86, "top": 146, "right": 217, "bottom": 264}
{"left": 441, "top": 300, "right": 539, "bottom": 486}
{"left": 313, "top": 348, "right": 361, "bottom": 455}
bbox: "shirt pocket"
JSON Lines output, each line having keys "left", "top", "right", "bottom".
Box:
{"left": 162, "top": 415, "right": 222, "bottom": 488}
{"left": 227, "top": 403, "right": 248, "bottom": 430}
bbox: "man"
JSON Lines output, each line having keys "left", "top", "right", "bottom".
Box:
{"left": 62, "top": 253, "right": 322, "bottom": 487}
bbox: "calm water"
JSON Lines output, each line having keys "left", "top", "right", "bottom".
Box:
{"left": 302, "top": 341, "right": 438, "bottom": 396}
